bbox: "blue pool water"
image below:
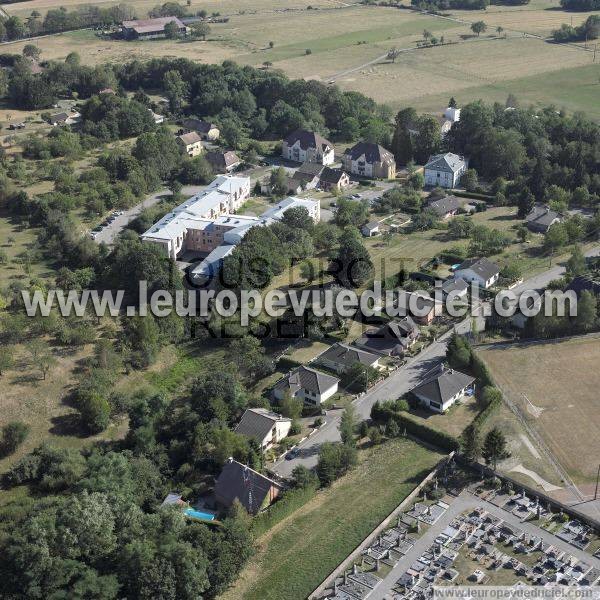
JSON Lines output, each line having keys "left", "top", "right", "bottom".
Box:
{"left": 184, "top": 507, "right": 216, "bottom": 521}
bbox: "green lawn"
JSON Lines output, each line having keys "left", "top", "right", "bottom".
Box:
{"left": 0, "top": 211, "right": 51, "bottom": 287}
{"left": 221, "top": 438, "right": 442, "bottom": 600}
{"left": 366, "top": 206, "right": 575, "bottom": 285}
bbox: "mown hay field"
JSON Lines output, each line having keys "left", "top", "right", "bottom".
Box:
{"left": 480, "top": 336, "right": 600, "bottom": 484}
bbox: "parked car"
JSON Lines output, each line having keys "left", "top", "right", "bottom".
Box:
{"left": 285, "top": 448, "right": 300, "bottom": 460}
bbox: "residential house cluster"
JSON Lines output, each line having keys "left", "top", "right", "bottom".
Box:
{"left": 282, "top": 129, "right": 396, "bottom": 180}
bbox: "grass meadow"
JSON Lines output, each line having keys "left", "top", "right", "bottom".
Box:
{"left": 3, "top": 0, "right": 598, "bottom": 118}
{"left": 219, "top": 437, "right": 442, "bottom": 600}
{"left": 480, "top": 336, "right": 600, "bottom": 485}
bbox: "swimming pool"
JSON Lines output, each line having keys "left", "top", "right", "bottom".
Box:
{"left": 184, "top": 507, "right": 216, "bottom": 521}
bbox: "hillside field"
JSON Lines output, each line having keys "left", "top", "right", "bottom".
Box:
{"left": 219, "top": 438, "right": 442, "bottom": 600}
{"left": 479, "top": 336, "right": 600, "bottom": 486}
{"left": 2, "top": 0, "right": 599, "bottom": 118}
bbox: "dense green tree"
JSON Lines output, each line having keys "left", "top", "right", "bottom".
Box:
{"left": 331, "top": 226, "right": 374, "bottom": 288}
{"left": 482, "top": 427, "right": 510, "bottom": 470}
{"left": 461, "top": 423, "right": 482, "bottom": 462}
{"left": 340, "top": 404, "right": 356, "bottom": 447}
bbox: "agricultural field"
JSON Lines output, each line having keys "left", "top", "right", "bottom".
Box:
{"left": 3, "top": 0, "right": 597, "bottom": 118}
{"left": 479, "top": 336, "right": 600, "bottom": 487}
{"left": 2, "top": 29, "right": 238, "bottom": 67}
{"left": 3, "top": 0, "right": 341, "bottom": 19}
{"left": 220, "top": 437, "right": 442, "bottom": 600}
{"left": 332, "top": 35, "right": 597, "bottom": 114}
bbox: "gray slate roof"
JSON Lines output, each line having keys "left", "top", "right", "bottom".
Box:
{"left": 356, "top": 317, "right": 419, "bottom": 356}
{"left": 319, "top": 342, "right": 380, "bottom": 369}
{"left": 363, "top": 221, "right": 380, "bottom": 231}
{"left": 424, "top": 152, "right": 465, "bottom": 174}
{"left": 234, "top": 408, "right": 290, "bottom": 442}
{"left": 411, "top": 366, "right": 475, "bottom": 404}
{"left": 296, "top": 161, "right": 325, "bottom": 176}
{"left": 214, "top": 458, "right": 282, "bottom": 515}
{"left": 320, "top": 167, "right": 348, "bottom": 184}
{"left": 427, "top": 195, "right": 465, "bottom": 217}
{"left": 456, "top": 257, "right": 500, "bottom": 281}
{"left": 274, "top": 365, "right": 339, "bottom": 396}
{"left": 525, "top": 205, "right": 561, "bottom": 231}
{"left": 206, "top": 150, "right": 240, "bottom": 170}
{"left": 50, "top": 112, "right": 69, "bottom": 123}
{"left": 284, "top": 129, "right": 333, "bottom": 152}
{"left": 182, "top": 118, "right": 217, "bottom": 134}
{"left": 344, "top": 142, "right": 395, "bottom": 165}
{"left": 442, "top": 278, "right": 468, "bottom": 295}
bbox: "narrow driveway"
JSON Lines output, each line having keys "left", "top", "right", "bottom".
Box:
{"left": 93, "top": 184, "right": 209, "bottom": 245}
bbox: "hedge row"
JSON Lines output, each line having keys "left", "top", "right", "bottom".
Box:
{"left": 277, "top": 356, "right": 304, "bottom": 371}
{"left": 471, "top": 353, "right": 494, "bottom": 389}
{"left": 451, "top": 190, "right": 494, "bottom": 201}
{"left": 471, "top": 395, "right": 502, "bottom": 430}
{"left": 371, "top": 402, "right": 460, "bottom": 452}
{"left": 251, "top": 484, "right": 318, "bottom": 537}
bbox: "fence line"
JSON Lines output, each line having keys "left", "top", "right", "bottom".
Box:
{"left": 308, "top": 451, "right": 455, "bottom": 600}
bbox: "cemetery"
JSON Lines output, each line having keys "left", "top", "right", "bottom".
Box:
{"left": 318, "top": 465, "right": 600, "bottom": 600}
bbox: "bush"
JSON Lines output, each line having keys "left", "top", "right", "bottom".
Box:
{"left": 316, "top": 442, "right": 357, "bottom": 485}
{"left": 78, "top": 391, "right": 111, "bottom": 433}
{"left": 0, "top": 421, "right": 30, "bottom": 457}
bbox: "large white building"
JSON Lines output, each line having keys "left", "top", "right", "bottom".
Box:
{"left": 141, "top": 175, "right": 251, "bottom": 259}
{"left": 260, "top": 196, "right": 321, "bottom": 223}
{"left": 423, "top": 153, "right": 467, "bottom": 189}
{"left": 188, "top": 196, "right": 321, "bottom": 285}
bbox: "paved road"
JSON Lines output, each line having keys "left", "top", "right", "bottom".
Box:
{"left": 510, "top": 245, "right": 600, "bottom": 296}
{"left": 271, "top": 320, "right": 473, "bottom": 477}
{"left": 368, "top": 490, "right": 600, "bottom": 600}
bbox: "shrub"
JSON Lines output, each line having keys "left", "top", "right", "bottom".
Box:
{"left": 0, "top": 421, "right": 30, "bottom": 457}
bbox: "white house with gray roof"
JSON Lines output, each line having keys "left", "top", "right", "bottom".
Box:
{"left": 454, "top": 257, "right": 500, "bottom": 289}
{"left": 317, "top": 342, "right": 381, "bottom": 374}
{"left": 410, "top": 365, "right": 475, "bottom": 413}
{"left": 424, "top": 153, "right": 467, "bottom": 189}
{"left": 273, "top": 365, "right": 339, "bottom": 406}
{"left": 234, "top": 408, "right": 291, "bottom": 451}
